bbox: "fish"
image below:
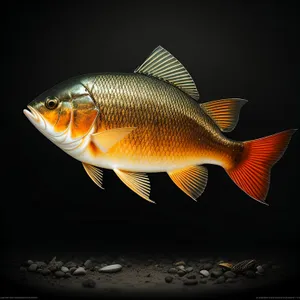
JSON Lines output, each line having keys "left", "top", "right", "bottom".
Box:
{"left": 23, "top": 46, "right": 297, "bottom": 205}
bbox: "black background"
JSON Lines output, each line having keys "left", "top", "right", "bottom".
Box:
{"left": 2, "top": 1, "right": 300, "bottom": 297}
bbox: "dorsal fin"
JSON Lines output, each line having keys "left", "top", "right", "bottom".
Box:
{"left": 134, "top": 46, "right": 200, "bottom": 101}
{"left": 200, "top": 98, "right": 248, "bottom": 132}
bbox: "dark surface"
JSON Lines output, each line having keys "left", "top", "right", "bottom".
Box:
{"left": 2, "top": 1, "right": 300, "bottom": 299}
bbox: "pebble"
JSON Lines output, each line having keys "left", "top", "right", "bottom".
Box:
{"left": 226, "top": 278, "right": 235, "bottom": 283}
{"left": 211, "top": 268, "right": 223, "bottom": 278}
{"left": 165, "top": 276, "right": 173, "bottom": 283}
{"left": 174, "top": 261, "right": 185, "bottom": 266}
{"left": 177, "top": 265, "right": 185, "bottom": 271}
{"left": 65, "top": 273, "right": 72, "bottom": 278}
{"left": 82, "top": 279, "right": 96, "bottom": 288}
{"left": 20, "top": 267, "right": 27, "bottom": 272}
{"left": 245, "top": 270, "right": 256, "bottom": 278}
{"left": 41, "top": 269, "right": 51, "bottom": 276}
{"left": 256, "top": 271, "right": 264, "bottom": 276}
{"left": 187, "top": 274, "right": 196, "bottom": 279}
{"left": 28, "top": 264, "right": 37, "bottom": 272}
{"left": 183, "top": 279, "right": 198, "bottom": 285}
{"left": 224, "top": 271, "right": 236, "bottom": 279}
{"left": 99, "top": 264, "right": 122, "bottom": 273}
{"left": 199, "top": 278, "right": 207, "bottom": 284}
{"left": 168, "top": 267, "right": 177, "bottom": 274}
{"left": 177, "top": 270, "right": 186, "bottom": 277}
{"left": 61, "top": 267, "right": 69, "bottom": 273}
{"left": 185, "top": 267, "right": 193, "bottom": 273}
{"left": 36, "top": 261, "right": 47, "bottom": 269}
{"left": 84, "top": 260, "right": 93, "bottom": 269}
{"left": 55, "top": 271, "right": 65, "bottom": 278}
{"left": 199, "top": 270, "right": 210, "bottom": 277}
{"left": 69, "top": 267, "right": 76, "bottom": 274}
{"left": 73, "top": 267, "right": 86, "bottom": 276}
{"left": 256, "top": 266, "right": 264, "bottom": 273}
{"left": 216, "top": 276, "right": 225, "bottom": 284}
{"left": 65, "top": 261, "right": 77, "bottom": 269}
{"left": 203, "top": 263, "right": 213, "bottom": 270}
{"left": 25, "top": 260, "right": 34, "bottom": 266}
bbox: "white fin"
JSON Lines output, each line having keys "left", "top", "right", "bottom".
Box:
{"left": 82, "top": 163, "right": 104, "bottom": 189}
{"left": 91, "top": 127, "right": 136, "bottom": 153}
{"left": 135, "top": 46, "right": 200, "bottom": 101}
{"left": 114, "top": 169, "right": 155, "bottom": 203}
{"left": 168, "top": 165, "right": 208, "bottom": 201}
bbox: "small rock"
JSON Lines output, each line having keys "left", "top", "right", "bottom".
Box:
{"left": 199, "top": 278, "right": 207, "bottom": 284}
{"left": 216, "top": 276, "right": 225, "bottom": 284}
{"left": 211, "top": 268, "right": 223, "bottom": 278}
{"left": 24, "top": 260, "right": 34, "bottom": 267}
{"left": 177, "top": 270, "right": 186, "bottom": 277}
{"left": 183, "top": 279, "right": 198, "bottom": 285}
{"left": 177, "top": 265, "right": 185, "bottom": 271}
{"left": 187, "top": 274, "right": 196, "bottom": 279}
{"left": 100, "top": 263, "right": 107, "bottom": 268}
{"left": 100, "top": 264, "right": 122, "bottom": 273}
{"left": 36, "top": 261, "right": 47, "bottom": 269}
{"left": 37, "top": 268, "right": 42, "bottom": 273}
{"left": 185, "top": 267, "right": 193, "bottom": 273}
{"left": 54, "top": 271, "right": 65, "bottom": 278}
{"left": 165, "top": 276, "right": 173, "bottom": 283}
{"left": 61, "top": 267, "right": 69, "bottom": 273}
{"left": 199, "top": 270, "right": 210, "bottom": 277}
{"left": 224, "top": 271, "right": 236, "bottom": 279}
{"left": 20, "top": 266, "right": 27, "bottom": 272}
{"left": 245, "top": 270, "right": 256, "bottom": 278}
{"left": 28, "top": 264, "right": 37, "bottom": 272}
{"left": 65, "top": 273, "right": 72, "bottom": 278}
{"left": 84, "top": 260, "right": 93, "bottom": 269}
{"left": 168, "top": 267, "right": 177, "bottom": 274}
{"left": 69, "top": 267, "right": 76, "bottom": 274}
{"left": 82, "top": 279, "right": 96, "bottom": 288}
{"left": 73, "top": 267, "right": 86, "bottom": 276}
{"left": 256, "top": 266, "right": 264, "bottom": 273}
{"left": 65, "top": 261, "right": 77, "bottom": 269}
{"left": 256, "top": 271, "right": 264, "bottom": 276}
{"left": 226, "top": 278, "right": 235, "bottom": 283}
{"left": 41, "top": 269, "right": 50, "bottom": 276}
{"left": 203, "top": 263, "right": 213, "bottom": 270}
{"left": 174, "top": 261, "right": 185, "bottom": 266}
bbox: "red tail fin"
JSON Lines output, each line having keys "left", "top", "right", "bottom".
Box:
{"left": 226, "top": 129, "right": 297, "bottom": 204}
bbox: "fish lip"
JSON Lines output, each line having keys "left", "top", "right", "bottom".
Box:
{"left": 23, "top": 105, "right": 46, "bottom": 129}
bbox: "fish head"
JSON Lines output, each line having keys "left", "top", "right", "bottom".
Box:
{"left": 23, "top": 78, "right": 99, "bottom": 148}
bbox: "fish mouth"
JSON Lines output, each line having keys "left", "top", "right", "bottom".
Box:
{"left": 23, "top": 106, "right": 46, "bottom": 130}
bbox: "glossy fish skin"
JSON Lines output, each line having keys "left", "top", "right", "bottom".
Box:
{"left": 23, "top": 46, "right": 296, "bottom": 204}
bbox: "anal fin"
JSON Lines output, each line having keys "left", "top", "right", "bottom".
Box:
{"left": 200, "top": 98, "right": 247, "bottom": 132}
{"left": 82, "top": 163, "right": 104, "bottom": 189}
{"left": 168, "top": 165, "right": 208, "bottom": 201}
{"left": 114, "top": 169, "right": 154, "bottom": 203}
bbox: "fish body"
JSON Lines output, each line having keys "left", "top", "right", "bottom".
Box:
{"left": 24, "top": 46, "right": 296, "bottom": 204}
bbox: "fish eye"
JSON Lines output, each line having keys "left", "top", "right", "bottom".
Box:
{"left": 45, "top": 97, "right": 59, "bottom": 110}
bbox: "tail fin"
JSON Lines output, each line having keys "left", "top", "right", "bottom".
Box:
{"left": 226, "top": 129, "right": 297, "bottom": 204}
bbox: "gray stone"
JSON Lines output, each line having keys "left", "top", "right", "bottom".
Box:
{"left": 187, "top": 274, "right": 196, "bottom": 279}
{"left": 199, "top": 278, "right": 207, "bottom": 284}
{"left": 73, "top": 267, "right": 86, "bottom": 276}
{"left": 54, "top": 271, "right": 65, "bottom": 278}
{"left": 174, "top": 261, "right": 185, "bottom": 266}
{"left": 82, "top": 279, "right": 96, "bottom": 288}
{"left": 168, "top": 267, "right": 177, "bottom": 274}
{"left": 256, "top": 266, "right": 264, "bottom": 273}
{"left": 25, "top": 260, "right": 33, "bottom": 266}
{"left": 256, "top": 271, "right": 264, "bottom": 276}
{"left": 211, "top": 268, "right": 223, "bottom": 278}
{"left": 41, "top": 268, "right": 51, "bottom": 276}
{"left": 65, "top": 273, "right": 72, "bottom": 278}
{"left": 224, "top": 271, "right": 236, "bottom": 279}
{"left": 177, "top": 270, "right": 186, "bottom": 277}
{"left": 216, "top": 276, "right": 225, "bottom": 284}
{"left": 226, "top": 278, "right": 235, "bottom": 283}
{"left": 100, "top": 264, "right": 122, "bottom": 273}
{"left": 20, "top": 266, "right": 27, "bottom": 272}
{"left": 84, "top": 260, "right": 93, "bottom": 269}
{"left": 61, "top": 267, "right": 69, "bottom": 273}
{"left": 165, "top": 276, "right": 173, "bottom": 283}
{"left": 69, "top": 267, "right": 76, "bottom": 274}
{"left": 183, "top": 279, "right": 198, "bottom": 285}
{"left": 177, "top": 265, "right": 185, "bottom": 271}
{"left": 185, "top": 267, "right": 193, "bottom": 273}
{"left": 203, "top": 263, "right": 213, "bottom": 270}
{"left": 64, "top": 261, "right": 77, "bottom": 269}
{"left": 245, "top": 270, "right": 256, "bottom": 278}
{"left": 199, "top": 270, "right": 210, "bottom": 277}
{"left": 36, "top": 261, "right": 47, "bottom": 269}
{"left": 28, "top": 264, "right": 37, "bottom": 272}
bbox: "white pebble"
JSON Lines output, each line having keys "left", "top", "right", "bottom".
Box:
{"left": 200, "top": 269, "right": 210, "bottom": 277}
{"left": 99, "top": 264, "right": 122, "bottom": 273}
{"left": 61, "top": 266, "right": 69, "bottom": 273}
{"left": 73, "top": 267, "right": 86, "bottom": 275}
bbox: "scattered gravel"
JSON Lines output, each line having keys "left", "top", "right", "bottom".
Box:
{"left": 224, "top": 271, "right": 236, "bottom": 279}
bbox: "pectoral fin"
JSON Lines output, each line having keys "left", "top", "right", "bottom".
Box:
{"left": 200, "top": 98, "right": 247, "bottom": 132}
{"left": 114, "top": 169, "right": 154, "bottom": 203}
{"left": 91, "top": 127, "right": 136, "bottom": 153}
{"left": 82, "top": 163, "right": 104, "bottom": 189}
{"left": 168, "top": 165, "right": 208, "bottom": 201}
